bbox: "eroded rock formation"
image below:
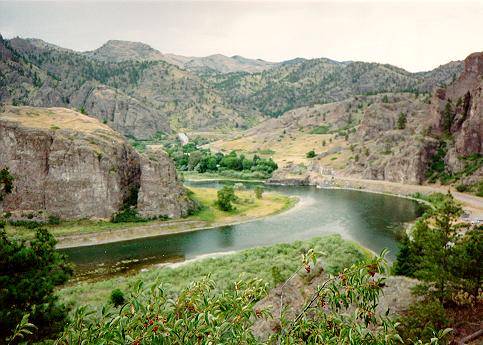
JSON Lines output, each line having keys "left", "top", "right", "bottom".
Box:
{"left": 0, "top": 106, "right": 193, "bottom": 219}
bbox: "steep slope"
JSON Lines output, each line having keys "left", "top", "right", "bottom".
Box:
{"left": 348, "top": 51, "right": 482, "bottom": 185}
{"left": 0, "top": 36, "right": 257, "bottom": 137}
{"left": 210, "top": 52, "right": 480, "bottom": 186}
{"left": 0, "top": 106, "right": 193, "bottom": 219}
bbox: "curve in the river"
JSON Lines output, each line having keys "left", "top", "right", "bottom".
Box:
{"left": 61, "top": 182, "right": 423, "bottom": 281}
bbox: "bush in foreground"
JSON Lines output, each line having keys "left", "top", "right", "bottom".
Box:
{"left": 55, "top": 251, "right": 452, "bottom": 344}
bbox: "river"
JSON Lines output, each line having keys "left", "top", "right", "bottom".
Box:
{"left": 61, "top": 182, "right": 423, "bottom": 281}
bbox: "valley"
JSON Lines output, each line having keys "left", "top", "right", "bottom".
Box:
{"left": 0, "top": 28, "right": 482, "bottom": 345}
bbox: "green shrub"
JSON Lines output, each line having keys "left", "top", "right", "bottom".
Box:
{"left": 110, "top": 289, "right": 125, "bottom": 307}
{"left": 8, "top": 220, "right": 43, "bottom": 229}
{"left": 0, "top": 167, "right": 14, "bottom": 202}
{"left": 215, "top": 185, "right": 236, "bottom": 211}
{"left": 397, "top": 299, "right": 449, "bottom": 344}
{"left": 396, "top": 112, "right": 407, "bottom": 129}
{"left": 254, "top": 186, "right": 264, "bottom": 199}
{"left": 111, "top": 208, "right": 146, "bottom": 223}
{"left": 270, "top": 266, "right": 284, "bottom": 285}
{"left": 309, "top": 125, "right": 330, "bottom": 134}
{"left": 306, "top": 150, "right": 316, "bottom": 158}
{"left": 48, "top": 215, "right": 61, "bottom": 225}
{"left": 455, "top": 184, "right": 468, "bottom": 192}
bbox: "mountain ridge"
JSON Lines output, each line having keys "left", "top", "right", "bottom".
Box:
{"left": 0, "top": 34, "right": 466, "bottom": 140}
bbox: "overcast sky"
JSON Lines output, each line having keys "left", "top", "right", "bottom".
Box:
{"left": 0, "top": 0, "right": 482, "bottom": 72}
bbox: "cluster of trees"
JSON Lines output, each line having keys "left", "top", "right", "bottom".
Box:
{"left": 394, "top": 192, "right": 482, "bottom": 342}
{"left": 167, "top": 143, "right": 278, "bottom": 178}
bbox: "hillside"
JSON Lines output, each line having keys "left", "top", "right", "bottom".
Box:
{"left": 209, "top": 52, "right": 481, "bottom": 187}
{"left": 0, "top": 35, "right": 465, "bottom": 141}
{"left": 0, "top": 36, "right": 258, "bottom": 138}
{"left": 206, "top": 58, "right": 463, "bottom": 117}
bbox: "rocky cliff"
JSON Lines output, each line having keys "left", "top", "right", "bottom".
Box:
{"left": 431, "top": 52, "right": 482, "bottom": 159}
{"left": 213, "top": 52, "right": 481, "bottom": 186}
{"left": 345, "top": 52, "right": 482, "bottom": 185}
{"left": 0, "top": 106, "right": 193, "bottom": 219}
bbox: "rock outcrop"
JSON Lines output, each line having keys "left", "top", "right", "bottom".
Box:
{"left": 137, "top": 146, "right": 194, "bottom": 218}
{"left": 345, "top": 52, "right": 481, "bottom": 184}
{"left": 431, "top": 52, "right": 482, "bottom": 158}
{"left": 0, "top": 106, "right": 193, "bottom": 219}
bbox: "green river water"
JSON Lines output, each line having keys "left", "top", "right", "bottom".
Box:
{"left": 61, "top": 182, "right": 423, "bottom": 280}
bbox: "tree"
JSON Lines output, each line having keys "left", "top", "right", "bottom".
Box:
{"left": 441, "top": 100, "right": 453, "bottom": 135}
{"left": 397, "top": 112, "right": 407, "bottom": 129}
{"left": 394, "top": 192, "right": 481, "bottom": 303}
{"left": 0, "top": 167, "right": 14, "bottom": 202}
{"left": 187, "top": 150, "right": 203, "bottom": 170}
{"left": 254, "top": 186, "right": 264, "bottom": 199}
{"left": 0, "top": 226, "right": 73, "bottom": 341}
{"left": 306, "top": 150, "right": 316, "bottom": 158}
{"left": 216, "top": 185, "right": 236, "bottom": 211}
{"left": 382, "top": 95, "right": 389, "bottom": 103}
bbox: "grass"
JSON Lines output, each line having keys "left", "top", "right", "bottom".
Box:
{"left": 5, "top": 187, "right": 295, "bottom": 242}
{"left": 58, "top": 235, "right": 368, "bottom": 310}
{"left": 309, "top": 125, "right": 331, "bottom": 134}
{"left": 188, "top": 187, "right": 297, "bottom": 224}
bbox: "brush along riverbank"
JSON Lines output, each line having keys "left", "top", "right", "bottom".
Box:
{"left": 4, "top": 187, "right": 297, "bottom": 248}
{"left": 58, "top": 234, "right": 369, "bottom": 311}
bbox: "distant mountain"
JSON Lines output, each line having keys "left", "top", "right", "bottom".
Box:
{"left": 0, "top": 35, "right": 466, "bottom": 140}
{"left": 84, "top": 40, "right": 165, "bottom": 62}
{"left": 205, "top": 57, "right": 464, "bottom": 117}
{"left": 0, "top": 36, "right": 258, "bottom": 138}
{"left": 84, "top": 40, "right": 276, "bottom": 74}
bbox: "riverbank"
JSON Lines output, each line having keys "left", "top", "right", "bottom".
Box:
{"left": 47, "top": 187, "right": 296, "bottom": 248}
{"left": 59, "top": 234, "right": 367, "bottom": 310}
{"left": 270, "top": 173, "right": 483, "bottom": 221}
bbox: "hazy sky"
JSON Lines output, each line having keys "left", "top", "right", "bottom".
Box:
{"left": 1, "top": 0, "right": 482, "bottom": 72}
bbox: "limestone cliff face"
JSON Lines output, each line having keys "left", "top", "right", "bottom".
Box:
{"left": 0, "top": 106, "right": 193, "bottom": 219}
